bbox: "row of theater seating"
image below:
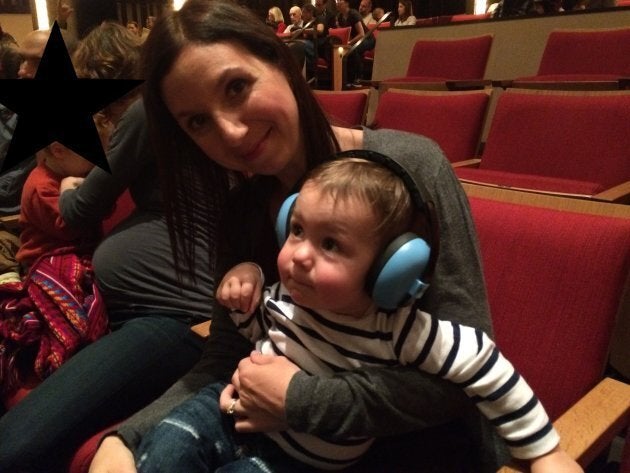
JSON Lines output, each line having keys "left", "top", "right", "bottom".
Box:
{"left": 315, "top": 85, "right": 630, "bottom": 471}
{"left": 315, "top": 85, "right": 630, "bottom": 203}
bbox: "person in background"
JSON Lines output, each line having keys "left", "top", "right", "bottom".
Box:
{"left": 283, "top": 5, "right": 304, "bottom": 34}
{"left": 372, "top": 6, "right": 385, "bottom": 20}
{"left": 336, "top": 0, "right": 374, "bottom": 86}
{"left": 359, "top": 0, "right": 376, "bottom": 24}
{"left": 127, "top": 20, "right": 141, "bottom": 37}
{"left": 15, "top": 142, "right": 97, "bottom": 268}
{"left": 88, "top": 1, "right": 508, "bottom": 472}
{"left": 394, "top": 0, "right": 416, "bottom": 25}
{"left": 266, "top": 6, "right": 286, "bottom": 34}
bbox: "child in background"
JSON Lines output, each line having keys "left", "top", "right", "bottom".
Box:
{"left": 135, "top": 155, "right": 582, "bottom": 473}
{"left": 16, "top": 142, "right": 98, "bottom": 269}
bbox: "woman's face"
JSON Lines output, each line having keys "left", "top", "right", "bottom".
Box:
{"left": 162, "top": 41, "right": 305, "bottom": 187}
{"left": 398, "top": 2, "right": 405, "bottom": 16}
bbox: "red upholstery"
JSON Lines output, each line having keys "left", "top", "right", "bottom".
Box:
{"left": 315, "top": 90, "right": 368, "bottom": 126}
{"left": 101, "top": 189, "right": 136, "bottom": 235}
{"left": 372, "top": 90, "right": 490, "bottom": 163}
{"left": 515, "top": 28, "right": 630, "bottom": 84}
{"left": 450, "top": 13, "right": 491, "bottom": 21}
{"left": 383, "top": 34, "right": 493, "bottom": 82}
{"left": 328, "top": 26, "right": 351, "bottom": 45}
{"left": 455, "top": 89, "right": 630, "bottom": 194}
{"left": 469, "top": 195, "right": 630, "bottom": 420}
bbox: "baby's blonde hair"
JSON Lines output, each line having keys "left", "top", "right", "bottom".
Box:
{"left": 304, "top": 158, "right": 413, "bottom": 247}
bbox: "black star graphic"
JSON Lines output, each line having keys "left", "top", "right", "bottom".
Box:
{"left": 0, "top": 21, "right": 144, "bottom": 174}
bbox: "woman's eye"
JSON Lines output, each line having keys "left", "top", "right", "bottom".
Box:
{"left": 226, "top": 78, "right": 248, "bottom": 98}
{"left": 322, "top": 238, "right": 339, "bottom": 252}
{"left": 187, "top": 115, "right": 209, "bottom": 132}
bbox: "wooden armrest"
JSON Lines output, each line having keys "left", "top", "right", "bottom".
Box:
{"left": 191, "top": 320, "right": 212, "bottom": 339}
{"left": 492, "top": 79, "right": 515, "bottom": 89}
{"left": 511, "top": 79, "right": 622, "bottom": 91}
{"left": 0, "top": 214, "right": 20, "bottom": 231}
{"left": 497, "top": 377, "right": 630, "bottom": 472}
{"left": 451, "top": 158, "right": 481, "bottom": 168}
{"left": 593, "top": 181, "right": 630, "bottom": 204}
{"left": 445, "top": 79, "right": 492, "bottom": 91}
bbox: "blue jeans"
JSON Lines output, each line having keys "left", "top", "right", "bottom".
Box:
{"left": 136, "top": 382, "right": 315, "bottom": 473}
{"left": 0, "top": 315, "right": 205, "bottom": 473}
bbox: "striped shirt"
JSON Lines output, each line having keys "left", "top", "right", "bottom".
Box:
{"left": 230, "top": 282, "right": 559, "bottom": 470}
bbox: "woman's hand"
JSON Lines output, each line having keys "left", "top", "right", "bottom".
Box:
{"left": 88, "top": 435, "right": 136, "bottom": 473}
{"left": 226, "top": 351, "right": 301, "bottom": 433}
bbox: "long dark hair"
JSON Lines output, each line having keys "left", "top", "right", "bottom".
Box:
{"left": 142, "top": 0, "right": 339, "bottom": 276}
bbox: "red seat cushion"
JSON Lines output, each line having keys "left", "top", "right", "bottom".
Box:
{"left": 469, "top": 196, "right": 630, "bottom": 420}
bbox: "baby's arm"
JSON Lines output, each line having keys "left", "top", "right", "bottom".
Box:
{"left": 396, "top": 309, "right": 574, "bottom": 466}
{"left": 216, "top": 262, "right": 264, "bottom": 315}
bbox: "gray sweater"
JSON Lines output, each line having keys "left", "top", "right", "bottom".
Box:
{"left": 59, "top": 99, "right": 214, "bottom": 322}
{"left": 118, "top": 128, "right": 508, "bottom": 471}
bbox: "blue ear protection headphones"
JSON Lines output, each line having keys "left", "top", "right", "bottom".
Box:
{"left": 275, "top": 150, "right": 438, "bottom": 310}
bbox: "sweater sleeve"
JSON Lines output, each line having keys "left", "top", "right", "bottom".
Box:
{"left": 59, "top": 99, "right": 150, "bottom": 227}
{"left": 286, "top": 130, "right": 494, "bottom": 440}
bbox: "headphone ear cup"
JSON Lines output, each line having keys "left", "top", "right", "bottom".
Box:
{"left": 275, "top": 193, "right": 299, "bottom": 247}
{"left": 368, "top": 232, "right": 431, "bottom": 310}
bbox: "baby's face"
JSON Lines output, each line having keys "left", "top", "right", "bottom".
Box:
{"left": 277, "top": 182, "right": 378, "bottom": 317}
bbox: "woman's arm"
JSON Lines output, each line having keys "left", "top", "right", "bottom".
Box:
{"left": 59, "top": 99, "right": 150, "bottom": 227}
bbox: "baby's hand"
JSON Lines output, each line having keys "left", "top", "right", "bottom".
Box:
{"left": 217, "top": 263, "right": 263, "bottom": 315}
{"left": 60, "top": 176, "right": 84, "bottom": 193}
{"left": 530, "top": 446, "right": 583, "bottom": 473}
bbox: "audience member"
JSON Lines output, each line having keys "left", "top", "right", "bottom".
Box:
{"left": 135, "top": 156, "right": 582, "bottom": 473}
{"left": 0, "top": 21, "right": 216, "bottom": 473}
{"left": 266, "top": 6, "right": 286, "bottom": 33}
{"left": 394, "top": 0, "right": 416, "bottom": 25}
{"left": 300, "top": 3, "right": 326, "bottom": 79}
{"left": 15, "top": 142, "right": 97, "bottom": 268}
{"left": 283, "top": 5, "right": 304, "bottom": 33}
{"left": 315, "top": 0, "right": 338, "bottom": 28}
{"left": 359, "top": 0, "right": 376, "bottom": 24}
{"left": 141, "top": 15, "right": 155, "bottom": 41}
{"left": 336, "top": 0, "right": 374, "bottom": 85}
{"left": 89, "top": 1, "right": 508, "bottom": 472}
{"left": 372, "top": 6, "right": 385, "bottom": 20}
{"left": 127, "top": 20, "right": 141, "bottom": 36}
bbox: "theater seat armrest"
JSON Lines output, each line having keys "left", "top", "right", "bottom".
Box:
{"left": 451, "top": 158, "right": 481, "bottom": 168}
{"left": 0, "top": 214, "right": 20, "bottom": 232}
{"left": 191, "top": 320, "right": 212, "bottom": 339}
{"left": 497, "top": 377, "right": 630, "bottom": 473}
{"left": 593, "top": 181, "right": 630, "bottom": 204}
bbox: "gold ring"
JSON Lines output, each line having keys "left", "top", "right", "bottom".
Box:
{"left": 227, "top": 398, "right": 238, "bottom": 415}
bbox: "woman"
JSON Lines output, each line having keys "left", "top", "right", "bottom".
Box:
{"left": 90, "top": 1, "right": 506, "bottom": 471}
{"left": 0, "top": 22, "right": 217, "bottom": 473}
{"left": 335, "top": 0, "right": 374, "bottom": 85}
{"left": 266, "top": 6, "right": 286, "bottom": 33}
{"left": 394, "top": 0, "right": 417, "bottom": 26}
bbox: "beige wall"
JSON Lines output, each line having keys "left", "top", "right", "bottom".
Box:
{"left": 372, "top": 9, "right": 630, "bottom": 81}
{"left": 0, "top": 13, "right": 34, "bottom": 45}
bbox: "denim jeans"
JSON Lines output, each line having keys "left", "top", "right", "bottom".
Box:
{"left": 0, "top": 315, "right": 205, "bottom": 473}
{"left": 136, "top": 382, "right": 315, "bottom": 473}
